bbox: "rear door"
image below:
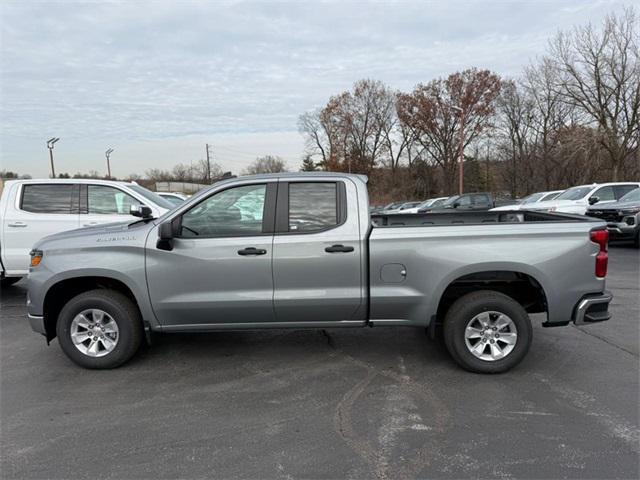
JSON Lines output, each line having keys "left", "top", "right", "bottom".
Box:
{"left": 271, "top": 179, "right": 365, "bottom": 324}
{"left": 1, "top": 183, "right": 80, "bottom": 273}
{"left": 81, "top": 184, "right": 142, "bottom": 227}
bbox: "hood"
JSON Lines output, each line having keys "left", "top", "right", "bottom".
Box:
{"left": 525, "top": 199, "right": 583, "bottom": 210}
{"left": 587, "top": 200, "right": 640, "bottom": 212}
{"left": 34, "top": 219, "right": 155, "bottom": 249}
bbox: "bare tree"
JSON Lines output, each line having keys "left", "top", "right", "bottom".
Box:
{"left": 549, "top": 7, "right": 640, "bottom": 180}
{"left": 398, "top": 68, "right": 502, "bottom": 194}
{"left": 243, "top": 155, "right": 288, "bottom": 175}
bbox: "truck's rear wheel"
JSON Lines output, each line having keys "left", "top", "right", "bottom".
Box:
{"left": 56, "top": 289, "right": 142, "bottom": 369}
{"left": 443, "top": 290, "right": 532, "bottom": 373}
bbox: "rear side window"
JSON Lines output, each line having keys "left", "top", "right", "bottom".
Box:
{"left": 288, "top": 182, "right": 338, "bottom": 232}
{"left": 88, "top": 185, "right": 140, "bottom": 215}
{"left": 21, "top": 184, "right": 75, "bottom": 214}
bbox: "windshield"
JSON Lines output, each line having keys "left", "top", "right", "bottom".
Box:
{"left": 400, "top": 202, "right": 420, "bottom": 209}
{"left": 540, "top": 191, "right": 562, "bottom": 201}
{"left": 619, "top": 188, "right": 640, "bottom": 202}
{"left": 521, "top": 192, "right": 545, "bottom": 204}
{"left": 555, "top": 186, "right": 593, "bottom": 201}
{"left": 128, "top": 184, "right": 175, "bottom": 210}
{"left": 162, "top": 195, "right": 186, "bottom": 206}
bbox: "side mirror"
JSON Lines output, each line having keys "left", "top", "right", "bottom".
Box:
{"left": 130, "top": 204, "right": 153, "bottom": 218}
{"left": 452, "top": 201, "right": 460, "bottom": 208}
{"left": 157, "top": 220, "right": 178, "bottom": 251}
{"left": 158, "top": 221, "right": 174, "bottom": 240}
{"left": 588, "top": 196, "right": 600, "bottom": 205}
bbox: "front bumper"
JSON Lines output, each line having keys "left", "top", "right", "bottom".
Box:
{"left": 572, "top": 291, "right": 613, "bottom": 325}
{"left": 605, "top": 221, "right": 639, "bottom": 239}
{"left": 28, "top": 314, "right": 47, "bottom": 336}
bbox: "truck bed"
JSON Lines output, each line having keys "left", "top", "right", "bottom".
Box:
{"left": 371, "top": 210, "right": 597, "bottom": 227}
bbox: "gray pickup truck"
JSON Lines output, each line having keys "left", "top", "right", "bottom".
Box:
{"left": 26, "top": 173, "right": 612, "bottom": 373}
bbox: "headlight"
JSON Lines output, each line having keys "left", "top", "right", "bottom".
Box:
{"left": 620, "top": 207, "right": 640, "bottom": 215}
{"left": 29, "top": 249, "right": 43, "bottom": 267}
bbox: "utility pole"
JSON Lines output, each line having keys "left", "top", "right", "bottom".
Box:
{"left": 205, "top": 144, "right": 212, "bottom": 183}
{"left": 105, "top": 148, "right": 114, "bottom": 179}
{"left": 46, "top": 137, "right": 60, "bottom": 178}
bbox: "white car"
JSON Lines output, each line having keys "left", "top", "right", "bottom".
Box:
{"left": 401, "top": 197, "right": 449, "bottom": 214}
{"left": 158, "top": 192, "right": 189, "bottom": 206}
{"left": 0, "top": 178, "right": 172, "bottom": 284}
{"left": 385, "top": 201, "right": 422, "bottom": 214}
{"left": 491, "top": 190, "right": 564, "bottom": 211}
{"left": 526, "top": 182, "right": 640, "bottom": 215}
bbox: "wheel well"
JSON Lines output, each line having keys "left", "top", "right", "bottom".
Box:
{"left": 43, "top": 276, "right": 140, "bottom": 340}
{"left": 436, "top": 271, "right": 547, "bottom": 323}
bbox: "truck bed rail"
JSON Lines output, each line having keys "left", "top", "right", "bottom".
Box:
{"left": 371, "top": 210, "right": 597, "bottom": 227}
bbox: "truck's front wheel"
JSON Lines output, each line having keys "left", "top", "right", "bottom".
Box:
{"left": 56, "top": 290, "right": 143, "bottom": 369}
{"left": 443, "top": 290, "right": 532, "bottom": 373}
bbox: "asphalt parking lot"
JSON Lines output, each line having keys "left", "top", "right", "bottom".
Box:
{"left": 1, "top": 245, "right": 638, "bottom": 479}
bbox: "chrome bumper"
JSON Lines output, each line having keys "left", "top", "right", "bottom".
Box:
{"left": 573, "top": 292, "right": 613, "bottom": 325}
{"left": 28, "top": 314, "right": 47, "bottom": 336}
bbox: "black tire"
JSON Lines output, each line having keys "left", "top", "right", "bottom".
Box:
{"left": 1, "top": 277, "right": 22, "bottom": 288}
{"left": 634, "top": 229, "right": 639, "bottom": 249}
{"left": 56, "top": 289, "right": 143, "bottom": 369}
{"left": 443, "top": 290, "right": 532, "bottom": 374}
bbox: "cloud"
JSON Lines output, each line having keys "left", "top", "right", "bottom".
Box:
{"left": 0, "top": 0, "right": 630, "bottom": 177}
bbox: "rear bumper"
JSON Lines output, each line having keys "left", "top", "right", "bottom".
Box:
{"left": 572, "top": 292, "right": 612, "bottom": 325}
{"left": 28, "top": 314, "right": 47, "bottom": 336}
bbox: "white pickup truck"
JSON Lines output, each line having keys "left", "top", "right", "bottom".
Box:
{"left": 0, "top": 178, "right": 172, "bottom": 286}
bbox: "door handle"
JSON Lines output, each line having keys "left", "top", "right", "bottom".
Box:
{"left": 83, "top": 222, "right": 99, "bottom": 227}
{"left": 325, "top": 244, "right": 354, "bottom": 253}
{"left": 8, "top": 222, "right": 27, "bottom": 228}
{"left": 237, "top": 247, "right": 267, "bottom": 256}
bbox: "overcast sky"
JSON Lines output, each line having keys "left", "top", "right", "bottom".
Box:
{"left": 0, "top": 0, "right": 631, "bottom": 178}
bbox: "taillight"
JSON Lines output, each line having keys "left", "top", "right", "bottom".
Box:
{"left": 590, "top": 229, "right": 609, "bottom": 278}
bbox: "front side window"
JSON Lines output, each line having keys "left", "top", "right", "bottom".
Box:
{"left": 21, "top": 184, "right": 74, "bottom": 214}
{"left": 180, "top": 184, "right": 266, "bottom": 237}
{"left": 472, "top": 194, "right": 491, "bottom": 205}
{"left": 288, "top": 182, "right": 338, "bottom": 232}
{"left": 88, "top": 185, "right": 140, "bottom": 214}
{"left": 593, "top": 186, "right": 615, "bottom": 202}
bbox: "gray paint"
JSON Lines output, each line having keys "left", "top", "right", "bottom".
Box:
{"left": 27, "top": 172, "right": 609, "bottom": 337}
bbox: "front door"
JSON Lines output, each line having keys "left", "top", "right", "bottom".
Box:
{"left": 146, "top": 182, "right": 276, "bottom": 327}
{"left": 81, "top": 184, "right": 142, "bottom": 227}
{"left": 271, "top": 180, "right": 365, "bottom": 324}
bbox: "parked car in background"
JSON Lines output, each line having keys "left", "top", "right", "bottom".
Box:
{"left": 586, "top": 187, "right": 640, "bottom": 248}
{"left": 419, "top": 192, "right": 512, "bottom": 212}
{"left": 385, "top": 201, "right": 422, "bottom": 214}
{"left": 158, "top": 192, "right": 188, "bottom": 206}
{"left": 400, "top": 197, "right": 448, "bottom": 214}
{"left": 528, "top": 182, "right": 640, "bottom": 215}
{"left": 380, "top": 201, "right": 404, "bottom": 213}
{"left": 0, "top": 179, "right": 172, "bottom": 286}
{"left": 491, "top": 190, "right": 564, "bottom": 211}
{"left": 27, "top": 172, "right": 611, "bottom": 373}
